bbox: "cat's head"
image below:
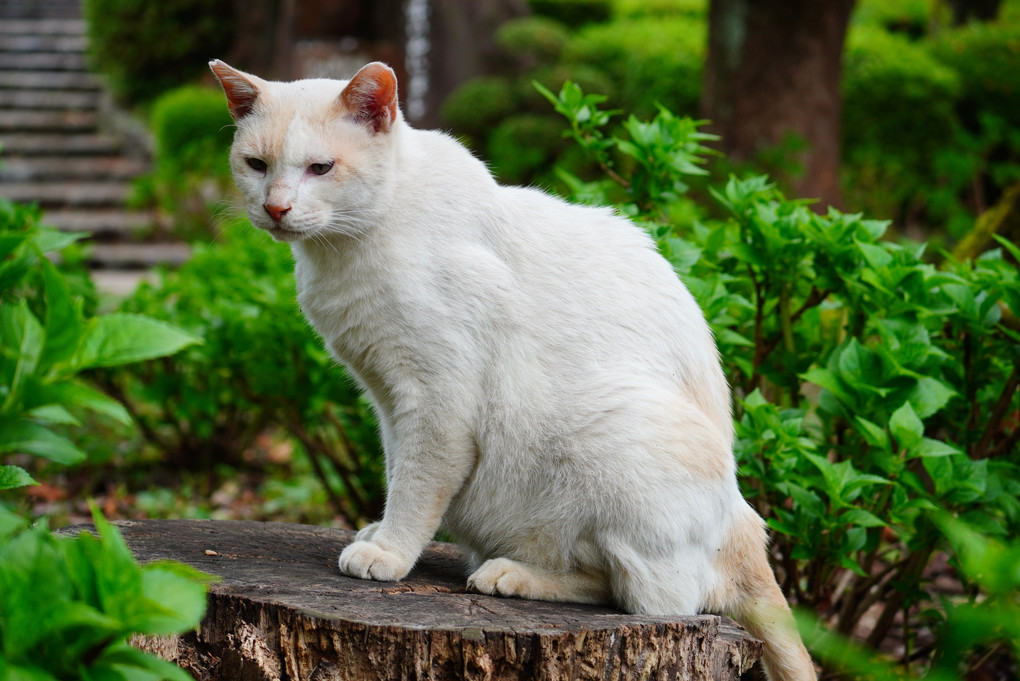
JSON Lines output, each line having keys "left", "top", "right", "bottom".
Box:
{"left": 210, "top": 60, "right": 401, "bottom": 242}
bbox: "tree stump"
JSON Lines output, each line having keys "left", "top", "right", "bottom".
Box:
{"left": 64, "top": 519, "right": 764, "bottom": 680}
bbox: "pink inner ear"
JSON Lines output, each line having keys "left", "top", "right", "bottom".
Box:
{"left": 341, "top": 63, "right": 398, "bottom": 133}
{"left": 210, "top": 60, "right": 259, "bottom": 120}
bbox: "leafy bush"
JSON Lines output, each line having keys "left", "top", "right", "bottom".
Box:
{"left": 0, "top": 504, "right": 210, "bottom": 680}
{"left": 132, "top": 86, "right": 235, "bottom": 240}
{"left": 95, "top": 224, "right": 384, "bottom": 527}
{"left": 851, "top": 0, "right": 936, "bottom": 37}
{"left": 841, "top": 25, "right": 961, "bottom": 226}
{"left": 932, "top": 20, "right": 1020, "bottom": 129}
{"left": 562, "top": 16, "right": 704, "bottom": 118}
{"left": 527, "top": 0, "right": 611, "bottom": 27}
{"left": 611, "top": 0, "right": 705, "bottom": 20}
{"left": 542, "top": 81, "right": 1020, "bottom": 676}
{"left": 487, "top": 114, "right": 568, "bottom": 184}
{"left": 150, "top": 86, "right": 235, "bottom": 175}
{"left": 496, "top": 16, "right": 571, "bottom": 67}
{"left": 0, "top": 199, "right": 199, "bottom": 491}
{"left": 83, "top": 0, "right": 235, "bottom": 105}
{"left": 439, "top": 77, "right": 520, "bottom": 141}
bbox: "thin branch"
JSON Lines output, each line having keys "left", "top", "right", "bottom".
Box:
{"left": 973, "top": 363, "right": 1019, "bottom": 459}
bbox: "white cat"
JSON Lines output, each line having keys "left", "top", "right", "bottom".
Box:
{"left": 211, "top": 60, "right": 816, "bottom": 681}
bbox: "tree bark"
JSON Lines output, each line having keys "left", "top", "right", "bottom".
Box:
{"left": 62, "top": 519, "right": 764, "bottom": 680}
{"left": 701, "top": 0, "right": 856, "bottom": 209}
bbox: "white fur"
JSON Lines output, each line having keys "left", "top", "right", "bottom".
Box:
{"left": 213, "top": 61, "right": 815, "bottom": 681}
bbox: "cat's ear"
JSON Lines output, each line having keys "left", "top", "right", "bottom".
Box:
{"left": 209, "top": 60, "right": 262, "bottom": 120}
{"left": 339, "top": 62, "right": 399, "bottom": 134}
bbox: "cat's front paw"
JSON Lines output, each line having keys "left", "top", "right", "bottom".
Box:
{"left": 338, "top": 540, "right": 411, "bottom": 582}
{"left": 467, "top": 558, "right": 538, "bottom": 599}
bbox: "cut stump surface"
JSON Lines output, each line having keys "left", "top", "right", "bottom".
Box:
{"left": 61, "top": 519, "right": 763, "bottom": 680}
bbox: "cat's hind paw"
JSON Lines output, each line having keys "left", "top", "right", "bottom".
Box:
{"left": 338, "top": 540, "right": 411, "bottom": 582}
{"left": 467, "top": 558, "right": 541, "bottom": 599}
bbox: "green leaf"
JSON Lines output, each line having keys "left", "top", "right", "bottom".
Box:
{"left": 132, "top": 566, "right": 208, "bottom": 634}
{"left": 842, "top": 508, "right": 888, "bottom": 528}
{"left": 0, "top": 417, "right": 86, "bottom": 465}
{"left": 890, "top": 401, "right": 924, "bottom": 451}
{"left": 39, "top": 258, "right": 83, "bottom": 372}
{"left": 32, "top": 228, "right": 87, "bottom": 255}
{"left": 914, "top": 437, "right": 959, "bottom": 458}
{"left": 92, "top": 643, "right": 194, "bottom": 681}
{"left": 0, "top": 464, "right": 37, "bottom": 490}
{"left": 88, "top": 503, "right": 144, "bottom": 623}
{"left": 76, "top": 314, "right": 201, "bottom": 370}
{"left": 41, "top": 381, "right": 131, "bottom": 426}
{"left": 855, "top": 239, "right": 893, "bottom": 269}
{"left": 1, "top": 302, "right": 45, "bottom": 414}
{"left": 854, "top": 416, "right": 890, "bottom": 451}
{"left": 1, "top": 665, "right": 63, "bottom": 681}
{"left": 908, "top": 376, "right": 957, "bottom": 419}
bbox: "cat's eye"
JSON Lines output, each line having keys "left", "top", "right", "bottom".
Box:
{"left": 309, "top": 161, "right": 335, "bottom": 176}
{"left": 246, "top": 157, "right": 267, "bottom": 172}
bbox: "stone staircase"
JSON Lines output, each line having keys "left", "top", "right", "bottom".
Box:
{"left": 0, "top": 0, "right": 190, "bottom": 294}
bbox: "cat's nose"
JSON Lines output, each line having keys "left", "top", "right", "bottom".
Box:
{"left": 264, "top": 203, "right": 292, "bottom": 222}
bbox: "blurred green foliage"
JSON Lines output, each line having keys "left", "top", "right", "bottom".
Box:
{"left": 446, "top": 0, "right": 1020, "bottom": 246}
{"left": 130, "top": 86, "right": 235, "bottom": 240}
{"left": 0, "top": 504, "right": 211, "bottom": 681}
{"left": 0, "top": 199, "right": 199, "bottom": 492}
{"left": 95, "top": 224, "right": 385, "bottom": 527}
{"left": 542, "top": 79, "right": 1020, "bottom": 677}
{"left": 83, "top": 0, "right": 235, "bottom": 105}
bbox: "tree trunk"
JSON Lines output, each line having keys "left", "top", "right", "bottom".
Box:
{"left": 701, "top": 0, "right": 856, "bottom": 209}
{"left": 62, "top": 519, "right": 764, "bottom": 680}
{"left": 424, "top": 0, "right": 530, "bottom": 127}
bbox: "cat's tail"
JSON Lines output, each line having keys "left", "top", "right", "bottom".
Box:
{"left": 712, "top": 506, "right": 817, "bottom": 681}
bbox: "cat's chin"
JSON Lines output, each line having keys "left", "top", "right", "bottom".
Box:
{"left": 261, "top": 225, "right": 308, "bottom": 243}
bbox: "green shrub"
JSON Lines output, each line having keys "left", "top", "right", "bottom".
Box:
{"left": 543, "top": 81, "right": 1020, "bottom": 676}
{"left": 0, "top": 199, "right": 199, "bottom": 491}
{"left": 151, "top": 86, "right": 234, "bottom": 176}
{"left": 563, "top": 17, "right": 705, "bottom": 118}
{"left": 841, "top": 25, "right": 961, "bottom": 221}
{"left": 133, "top": 85, "right": 235, "bottom": 240}
{"left": 83, "top": 0, "right": 235, "bottom": 105}
{"left": 932, "top": 20, "right": 1020, "bottom": 129}
{"left": 440, "top": 77, "right": 519, "bottom": 141}
{"left": 487, "top": 114, "right": 568, "bottom": 184}
{"left": 496, "top": 16, "right": 571, "bottom": 68}
{"left": 97, "top": 223, "right": 384, "bottom": 527}
{"left": 0, "top": 504, "right": 210, "bottom": 680}
{"left": 527, "top": 0, "right": 612, "bottom": 27}
{"left": 851, "top": 0, "right": 937, "bottom": 36}
{"left": 611, "top": 0, "right": 705, "bottom": 20}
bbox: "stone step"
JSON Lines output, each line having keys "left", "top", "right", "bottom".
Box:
{"left": 0, "top": 70, "right": 99, "bottom": 90}
{"left": 90, "top": 269, "right": 156, "bottom": 297}
{"left": 0, "top": 1, "right": 80, "bottom": 21}
{"left": 0, "top": 109, "right": 98, "bottom": 132}
{"left": 88, "top": 242, "right": 192, "bottom": 269}
{"left": 0, "top": 180, "right": 134, "bottom": 208}
{"left": 0, "top": 10, "right": 81, "bottom": 22}
{"left": 0, "top": 19, "right": 87, "bottom": 35}
{"left": 1, "top": 34, "right": 87, "bottom": 53}
{"left": 0, "top": 88, "right": 98, "bottom": 109}
{"left": 0, "top": 133, "right": 121, "bottom": 155}
{"left": 0, "top": 51, "right": 87, "bottom": 71}
{"left": 0, "top": 155, "right": 146, "bottom": 181}
{"left": 43, "top": 208, "right": 155, "bottom": 237}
